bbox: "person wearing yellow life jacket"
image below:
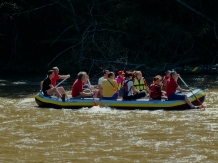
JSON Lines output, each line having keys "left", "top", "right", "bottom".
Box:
{"left": 133, "top": 71, "right": 149, "bottom": 93}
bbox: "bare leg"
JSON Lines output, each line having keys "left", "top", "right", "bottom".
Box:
{"left": 184, "top": 96, "right": 194, "bottom": 108}
{"left": 93, "top": 89, "right": 98, "bottom": 98}
{"left": 98, "top": 89, "right": 103, "bottom": 98}
{"left": 85, "top": 89, "right": 98, "bottom": 98}
{"left": 40, "top": 81, "right": 43, "bottom": 91}
{"left": 47, "top": 88, "right": 62, "bottom": 98}
{"left": 57, "top": 87, "right": 68, "bottom": 98}
{"left": 83, "top": 89, "right": 91, "bottom": 93}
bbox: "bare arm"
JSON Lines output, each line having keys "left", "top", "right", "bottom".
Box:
{"left": 132, "top": 86, "right": 139, "bottom": 94}
{"left": 40, "top": 81, "right": 43, "bottom": 91}
{"left": 79, "top": 91, "right": 93, "bottom": 96}
{"left": 177, "top": 86, "right": 190, "bottom": 92}
{"left": 59, "top": 75, "right": 70, "bottom": 79}
{"left": 49, "top": 84, "right": 54, "bottom": 88}
{"left": 146, "top": 85, "right": 150, "bottom": 93}
{"left": 98, "top": 84, "right": 103, "bottom": 89}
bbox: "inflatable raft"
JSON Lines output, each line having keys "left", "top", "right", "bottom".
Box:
{"left": 35, "top": 89, "right": 206, "bottom": 110}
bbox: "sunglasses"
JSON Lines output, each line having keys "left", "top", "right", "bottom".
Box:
{"left": 153, "top": 78, "right": 162, "bottom": 82}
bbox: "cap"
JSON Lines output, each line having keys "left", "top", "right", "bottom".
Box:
{"left": 118, "top": 71, "right": 125, "bottom": 75}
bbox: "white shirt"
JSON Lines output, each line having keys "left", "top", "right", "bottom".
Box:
{"left": 124, "top": 80, "right": 133, "bottom": 96}
{"left": 98, "top": 77, "right": 104, "bottom": 85}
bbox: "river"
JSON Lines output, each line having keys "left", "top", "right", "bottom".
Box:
{"left": 0, "top": 74, "right": 218, "bottom": 162}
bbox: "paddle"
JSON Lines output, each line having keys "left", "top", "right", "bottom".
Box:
{"left": 87, "top": 79, "right": 98, "bottom": 106}
{"left": 55, "top": 77, "right": 68, "bottom": 88}
{"left": 179, "top": 76, "right": 205, "bottom": 110}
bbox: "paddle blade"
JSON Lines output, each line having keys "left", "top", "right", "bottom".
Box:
{"left": 192, "top": 67, "right": 198, "bottom": 72}
{"left": 196, "top": 99, "right": 205, "bottom": 110}
{"left": 94, "top": 100, "right": 99, "bottom": 106}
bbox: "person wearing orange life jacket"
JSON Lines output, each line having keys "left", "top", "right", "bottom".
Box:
{"left": 133, "top": 71, "right": 149, "bottom": 94}
{"left": 162, "top": 70, "right": 171, "bottom": 91}
{"left": 149, "top": 75, "right": 167, "bottom": 100}
{"left": 116, "top": 70, "right": 125, "bottom": 90}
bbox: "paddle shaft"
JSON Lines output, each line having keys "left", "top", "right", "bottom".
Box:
{"left": 55, "top": 77, "right": 68, "bottom": 88}
{"left": 179, "top": 76, "right": 205, "bottom": 109}
{"left": 88, "top": 79, "right": 98, "bottom": 106}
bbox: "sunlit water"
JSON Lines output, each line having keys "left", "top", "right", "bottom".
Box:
{"left": 0, "top": 75, "right": 218, "bottom": 162}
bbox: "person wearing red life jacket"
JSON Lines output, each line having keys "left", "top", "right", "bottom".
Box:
{"left": 162, "top": 70, "right": 171, "bottom": 91}
{"left": 149, "top": 75, "right": 167, "bottom": 100}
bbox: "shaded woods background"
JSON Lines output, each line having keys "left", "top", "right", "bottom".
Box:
{"left": 1, "top": 0, "right": 218, "bottom": 76}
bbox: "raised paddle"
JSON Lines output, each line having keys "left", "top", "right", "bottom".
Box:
{"left": 87, "top": 79, "right": 98, "bottom": 106}
{"left": 179, "top": 76, "right": 205, "bottom": 110}
{"left": 55, "top": 77, "right": 68, "bottom": 88}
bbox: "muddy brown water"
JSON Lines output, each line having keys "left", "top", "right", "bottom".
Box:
{"left": 0, "top": 74, "right": 218, "bottom": 162}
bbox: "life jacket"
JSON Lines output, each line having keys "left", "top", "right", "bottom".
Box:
{"left": 119, "top": 80, "right": 132, "bottom": 97}
{"left": 133, "top": 78, "right": 147, "bottom": 91}
{"left": 150, "top": 83, "right": 162, "bottom": 99}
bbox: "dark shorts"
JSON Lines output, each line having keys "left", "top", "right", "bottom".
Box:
{"left": 102, "top": 93, "right": 118, "bottom": 100}
{"left": 43, "top": 90, "right": 49, "bottom": 96}
{"left": 123, "top": 91, "right": 146, "bottom": 100}
{"left": 168, "top": 93, "right": 186, "bottom": 100}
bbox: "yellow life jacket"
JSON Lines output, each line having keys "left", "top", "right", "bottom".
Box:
{"left": 134, "top": 78, "right": 146, "bottom": 91}
{"left": 118, "top": 83, "right": 122, "bottom": 90}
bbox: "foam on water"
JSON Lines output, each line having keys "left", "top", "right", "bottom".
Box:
{"left": 0, "top": 75, "right": 218, "bottom": 162}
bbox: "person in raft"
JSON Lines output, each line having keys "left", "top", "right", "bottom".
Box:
{"left": 102, "top": 72, "right": 119, "bottom": 100}
{"left": 82, "top": 75, "right": 99, "bottom": 94}
{"left": 116, "top": 70, "right": 125, "bottom": 98}
{"left": 116, "top": 70, "right": 125, "bottom": 90}
{"left": 162, "top": 70, "right": 171, "bottom": 91}
{"left": 98, "top": 70, "right": 109, "bottom": 98}
{"left": 71, "top": 71, "right": 98, "bottom": 98}
{"left": 133, "top": 71, "right": 149, "bottom": 95}
{"left": 166, "top": 71, "right": 200, "bottom": 109}
{"left": 149, "top": 75, "right": 167, "bottom": 100}
{"left": 52, "top": 67, "right": 70, "bottom": 87}
{"left": 122, "top": 72, "right": 146, "bottom": 100}
{"left": 42, "top": 70, "right": 66, "bottom": 102}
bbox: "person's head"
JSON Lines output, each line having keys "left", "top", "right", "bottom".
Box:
{"left": 153, "top": 75, "right": 163, "bottom": 85}
{"left": 108, "top": 72, "right": 115, "bottom": 79}
{"left": 125, "top": 71, "right": 133, "bottom": 80}
{"left": 165, "top": 70, "right": 171, "bottom": 77}
{"left": 134, "top": 71, "right": 142, "bottom": 79}
{"left": 47, "top": 70, "right": 55, "bottom": 78}
{"left": 170, "top": 71, "right": 179, "bottom": 80}
{"left": 103, "top": 70, "right": 109, "bottom": 78}
{"left": 52, "top": 67, "right": 59, "bottom": 74}
{"left": 118, "top": 70, "right": 125, "bottom": 78}
{"left": 77, "top": 71, "right": 88, "bottom": 82}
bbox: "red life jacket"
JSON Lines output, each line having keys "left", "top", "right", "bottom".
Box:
{"left": 150, "top": 84, "right": 162, "bottom": 99}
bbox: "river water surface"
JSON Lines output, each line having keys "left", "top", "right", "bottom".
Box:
{"left": 0, "top": 74, "right": 218, "bottom": 162}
